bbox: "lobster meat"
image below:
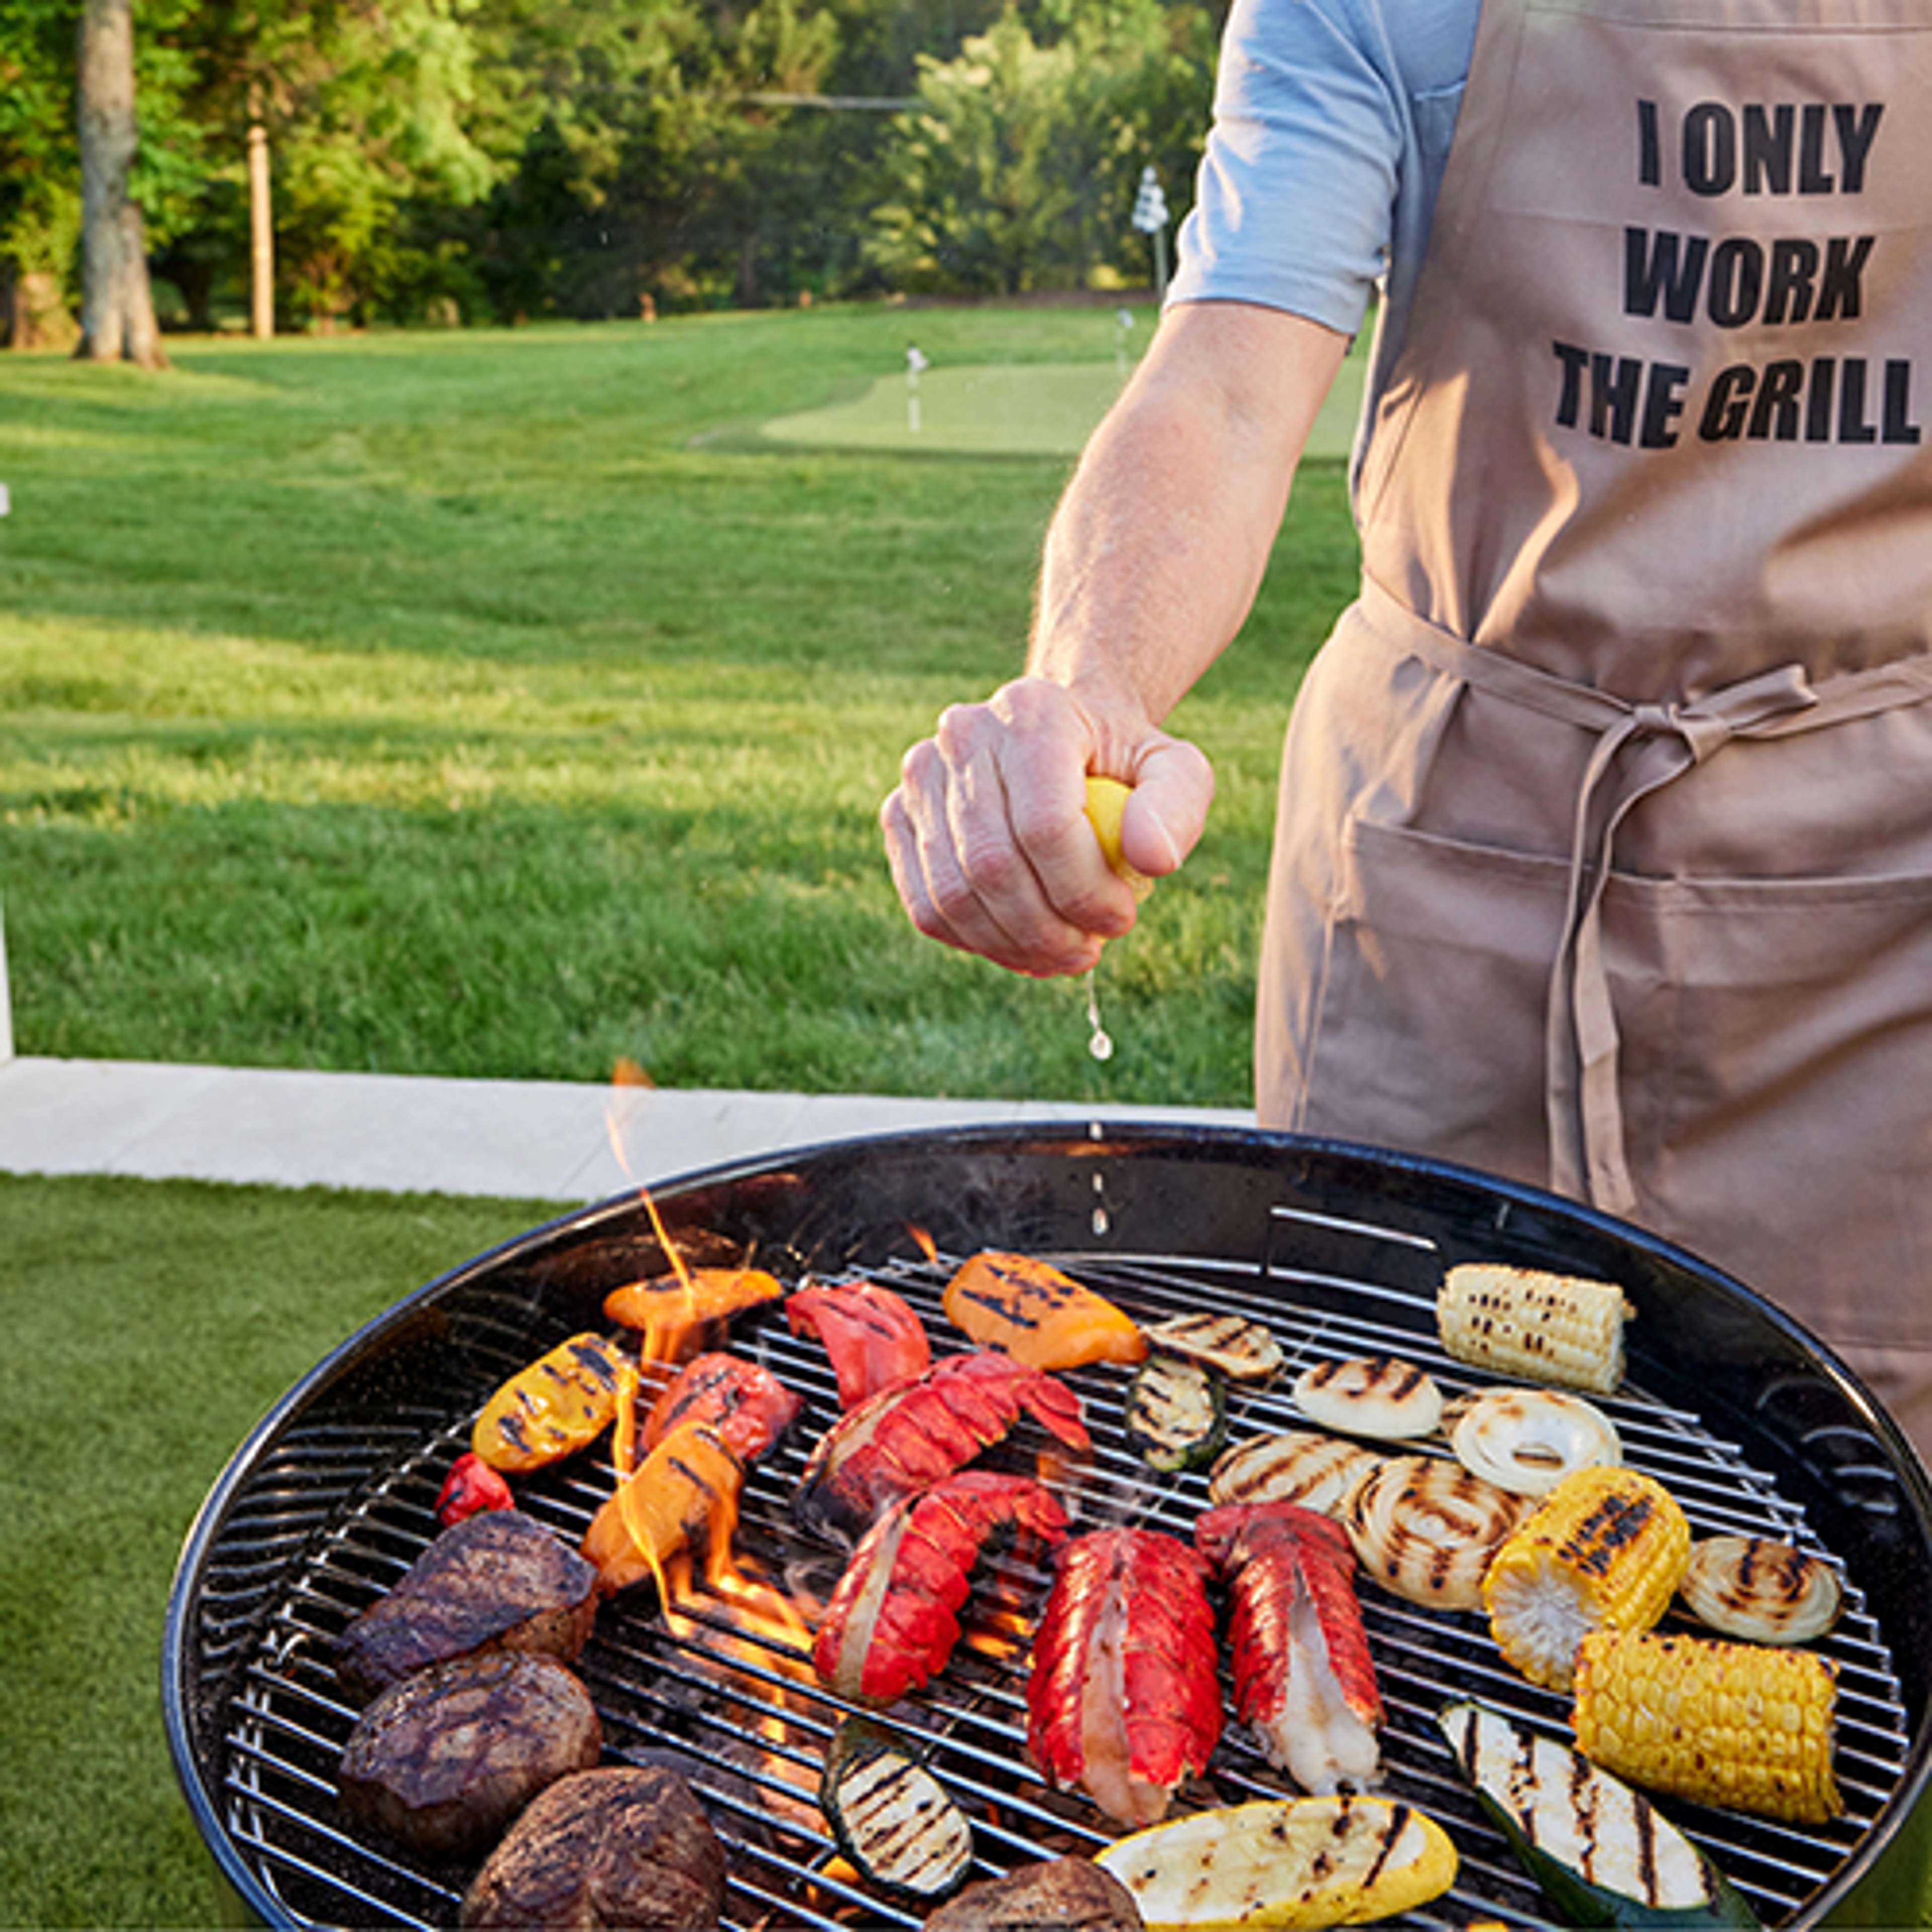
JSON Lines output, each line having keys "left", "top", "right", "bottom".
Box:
{"left": 813, "top": 1471, "right": 1069, "bottom": 1704}
{"left": 787, "top": 1280, "right": 931, "bottom": 1409}
{"left": 1026, "top": 1527, "right": 1221, "bottom": 1828}
{"left": 796, "top": 1350, "right": 1089, "bottom": 1546}
{"left": 1193, "top": 1500, "right": 1384, "bottom": 1794}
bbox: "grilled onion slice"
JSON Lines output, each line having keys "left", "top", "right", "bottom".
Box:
{"left": 1293, "top": 1356, "right": 1442, "bottom": 1440}
{"left": 1208, "top": 1430, "right": 1385, "bottom": 1517}
{"left": 1679, "top": 1535, "right": 1844, "bottom": 1646}
{"left": 1346, "top": 1455, "right": 1529, "bottom": 1612}
{"left": 1142, "top": 1311, "right": 1283, "bottom": 1383}
{"left": 1448, "top": 1389, "right": 1622, "bottom": 1497}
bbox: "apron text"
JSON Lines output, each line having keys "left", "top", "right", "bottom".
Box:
{"left": 1549, "top": 94, "right": 1916, "bottom": 449}
{"left": 1552, "top": 341, "right": 1919, "bottom": 447}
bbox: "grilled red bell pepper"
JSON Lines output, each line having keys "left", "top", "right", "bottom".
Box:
{"left": 435, "top": 1451, "right": 514, "bottom": 1527}
{"left": 786, "top": 1280, "right": 931, "bottom": 1409}
{"left": 642, "top": 1351, "right": 802, "bottom": 1463}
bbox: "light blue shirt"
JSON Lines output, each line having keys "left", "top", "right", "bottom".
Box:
{"left": 1168, "top": 0, "right": 1482, "bottom": 448}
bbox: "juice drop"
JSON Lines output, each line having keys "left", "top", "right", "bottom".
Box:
{"left": 1085, "top": 969, "right": 1114, "bottom": 1062}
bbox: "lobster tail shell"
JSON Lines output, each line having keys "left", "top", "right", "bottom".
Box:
{"left": 1025, "top": 1527, "right": 1220, "bottom": 1828}
{"left": 795, "top": 1352, "right": 1088, "bottom": 1546}
{"left": 813, "top": 1472, "right": 1069, "bottom": 1704}
{"left": 1195, "top": 1500, "right": 1384, "bottom": 1793}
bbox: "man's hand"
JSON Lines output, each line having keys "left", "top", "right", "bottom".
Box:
{"left": 879, "top": 301, "right": 1345, "bottom": 981}
{"left": 880, "top": 677, "right": 1214, "bottom": 978}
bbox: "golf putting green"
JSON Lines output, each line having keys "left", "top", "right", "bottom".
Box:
{"left": 759, "top": 351, "right": 1365, "bottom": 460}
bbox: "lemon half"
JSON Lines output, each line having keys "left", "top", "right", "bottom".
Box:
{"left": 1084, "top": 776, "right": 1154, "bottom": 901}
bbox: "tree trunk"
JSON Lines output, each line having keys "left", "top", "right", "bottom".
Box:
{"left": 74, "top": 0, "right": 167, "bottom": 367}
{"left": 3, "top": 267, "right": 79, "bottom": 351}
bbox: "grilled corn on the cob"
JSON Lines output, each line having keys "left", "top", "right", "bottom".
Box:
{"left": 1438, "top": 1263, "right": 1631, "bottom": 1394}
{"left": 1573, "top": 1628, "right": 1842, "bottom": 1823}
{"left": 1482, "top": 1466, "right": 1689, "bottom": 1691}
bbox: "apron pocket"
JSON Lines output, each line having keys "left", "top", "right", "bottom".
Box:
{"left": 1301, "top": 813, "right": 1570, "bottom": 1183}
{"left": 1629, "top": 868, "right": 1932, "bottom": 1353}
{"left": 1306, "top": 811, "right": 1932, "bottom": 1353}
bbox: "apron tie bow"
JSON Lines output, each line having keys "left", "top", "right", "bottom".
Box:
{"left": 1551, "top": 661, "right": 1818, "bottom": 1213}
{"left": 1628, "top": 663, "right": 1819, "bottom": 762}
{"left": 1358, "top": 578, "right": 1932, "bottom": 1219}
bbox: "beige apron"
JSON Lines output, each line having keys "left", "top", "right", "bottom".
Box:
{"left": 1255, "top": 0, "right": 1932, "bottom": 1454}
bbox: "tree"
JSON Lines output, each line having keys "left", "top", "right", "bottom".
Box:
{"left": 859, "top": 1, "right": 1213, "bottom": 298}
{"left": 1, "top": 0, "right": 82, "bottom": 346}
{"left": 75, "top": 0, "right": 166, "bottom": 362}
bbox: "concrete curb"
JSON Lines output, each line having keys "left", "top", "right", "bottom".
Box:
{"left": 0, "top": 1056, "right": 1255, "bottom": 1201}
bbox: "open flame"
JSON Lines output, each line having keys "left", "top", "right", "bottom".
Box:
{"left": 613, "top": 1445, "right": 828, "bottom": 1830}
{"left": 598, "top": 1422, "right": 818, "bottom": 1692}
{"left": 602, "top": 1081, "right": 782, "bottom": 1364}
{"left": 601, "top": 1073, "right": 704, "bottom": 1362}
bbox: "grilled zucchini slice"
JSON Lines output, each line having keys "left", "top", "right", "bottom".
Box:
{"left": 819, "top": 1716, "right": 974, "bottom": 1904}
{"left": 1438, "top": 1700, "right": 1758, "bottom": 1927}
{"left": 1095, "top": 1795, "right": 1457, "bottom": 1930}
{"left": 1125, "top": 1353, "right": 1227, "bottom": 1473}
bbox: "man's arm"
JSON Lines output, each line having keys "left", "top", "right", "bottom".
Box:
{"left": 880, "top": 299, "right": 1351, "bottom": 978}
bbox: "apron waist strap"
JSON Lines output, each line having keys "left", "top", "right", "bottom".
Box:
{"left": 1356, "top": 575, "right": 1932, "bottom": 1215}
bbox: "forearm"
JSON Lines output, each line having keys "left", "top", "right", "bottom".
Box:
{"left": 880, "top": 300, "right": 1351, "bottom": 977}
{"left": 1028, "top": 301, "right": 1351, "bottom": 763}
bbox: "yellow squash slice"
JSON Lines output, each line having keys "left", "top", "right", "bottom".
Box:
{"left": 1094, "top": 1796, "right": 1458, "bottom": 1931}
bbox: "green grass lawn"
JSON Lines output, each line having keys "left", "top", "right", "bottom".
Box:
{"left": 0, "top": 305, "right": 1362, "bottom": 1925}
{"left": 0, "top": 1173, "right": 564, "bottom": 1928}
{"left": 0, "top": 303, "right": 1363, "bottom": 1107}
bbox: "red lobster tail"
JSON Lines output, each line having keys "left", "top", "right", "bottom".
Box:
{"left": 1025, "top": 1527, "right": 1220, "bottom": 1828}
{"left": 814, "top": 1473, "right": 1069, "bottom": 1705}
{"left": 795, "top": 1352, "right": 1088, "bottom": 1545}
{"left": 1195, "top": 1500, "right": 1383, "bottom": 1793}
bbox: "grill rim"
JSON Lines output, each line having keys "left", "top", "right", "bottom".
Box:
{"left": 163, "top": 1119, "right": 1932, "bottom": 1929}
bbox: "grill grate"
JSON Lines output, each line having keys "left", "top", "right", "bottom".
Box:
{"left": 185, "top": 1203, "right": 1913, "bottom": 1930}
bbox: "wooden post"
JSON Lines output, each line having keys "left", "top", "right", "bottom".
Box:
{"left": 248, "top": 115, "right": 274, "bottom": 340}
{"left": 0, "top": 899, "right": 14, "bottom": 1063}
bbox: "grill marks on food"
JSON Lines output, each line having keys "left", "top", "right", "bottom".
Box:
{"left": 1292, "top": 1355, "right": 1443, "bottom": 1440}
{"left": 1303, "top": 1356, "right": 1428, "bottom": 1406}
{"left": 1345, "top": 1456, "right": 1528, "bottom": 1611}
{"left": 471, "top": 1334, "right": 628, "bottom": 1474}
{"left": 1209, "top": 1430, "right": 1386, "bottom": 1515}
{"left": 338, "top": 1651, "right": 602, "bottom": 1856}
{"left": 1561, "top": 1492, "right": 1663, "bottom": 1579}
{"left": 333, "top": 1510, "right": 600, "bottom": 1703}
{"left": 941, "top": 1251, "right": 1147, "bottom": 1372}
{"left": 1681, "top": 1534, "right": 1845, "bottom": 1643}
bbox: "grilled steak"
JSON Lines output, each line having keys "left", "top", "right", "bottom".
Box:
{"left": 334, "top": 1508, "right": 598, "bottom": 1702}
{"left": 923, "top": 1857, "right": 1145, "bottom": 1931}
{"left": 338, "top": 1650, "right": 601, "bottom": 1856}
{"left": 460, "top": 1765, "right": 727, "bottom": 1929}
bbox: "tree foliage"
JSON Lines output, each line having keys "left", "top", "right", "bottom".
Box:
{"left": 1, "top": 0, "right": 1218, "bottom": 339}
